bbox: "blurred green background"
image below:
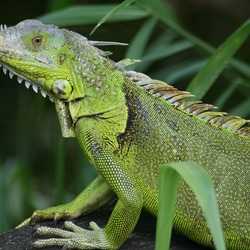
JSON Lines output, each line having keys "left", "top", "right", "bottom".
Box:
{"left": 0, "top": 0, "right": 249, "bottom": 233}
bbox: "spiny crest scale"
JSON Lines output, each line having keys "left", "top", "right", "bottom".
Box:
{"left": 125, "top": 73, "right": 250, "bottom": 137}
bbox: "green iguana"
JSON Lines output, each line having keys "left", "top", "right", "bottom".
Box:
{"left": 0, "top": 20, "right": 249, "bottom": 250}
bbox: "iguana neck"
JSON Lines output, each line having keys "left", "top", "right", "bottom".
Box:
{"left": 60, "top": 30, "right": 128, "bottom": 139}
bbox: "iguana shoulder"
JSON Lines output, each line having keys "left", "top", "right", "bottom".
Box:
{"left": 129, "top": 74, "right": 250, "bottom": 137}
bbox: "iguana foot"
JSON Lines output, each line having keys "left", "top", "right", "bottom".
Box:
{"left": 32, "top": 221, "right": 114, "bottom": 249}
{"left": 17, "top": 202, "right": 82, "bottom": 228}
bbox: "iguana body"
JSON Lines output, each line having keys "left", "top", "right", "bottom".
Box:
{"left": 0, "top": 20, "right": 249, "bottom": 249}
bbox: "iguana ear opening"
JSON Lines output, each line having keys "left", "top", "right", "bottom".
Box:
{"left": 52, "top": 79, "right": 72, "bottom": 99}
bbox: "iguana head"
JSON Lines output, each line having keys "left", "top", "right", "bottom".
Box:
{"left": 0, "top": 19, "right": 128, "bottom": 137}
{"left": 0, "top": 19, "right": 85, "bottom": 102}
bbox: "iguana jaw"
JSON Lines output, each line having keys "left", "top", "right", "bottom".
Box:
{"left": 0, "top": 61, "right": 54, "bottom": 101}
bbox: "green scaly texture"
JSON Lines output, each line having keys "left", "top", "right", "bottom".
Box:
{"left": 0, "top": 20, "right": 249, "bottom": 249}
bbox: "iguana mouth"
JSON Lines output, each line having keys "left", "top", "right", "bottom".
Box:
{"left": 0, "top": 62, "right": 55, "bottom": 102}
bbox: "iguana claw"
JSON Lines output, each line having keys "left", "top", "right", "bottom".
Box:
{"left": 54, "top": 214, "right": 59, "bottom": 224}
{"left": 62, "top": 244, "right": 69, "bottom": 250}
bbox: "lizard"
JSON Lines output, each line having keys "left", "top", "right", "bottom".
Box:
{"left": 0, "top": 19, "right": 249, "bottom": 250}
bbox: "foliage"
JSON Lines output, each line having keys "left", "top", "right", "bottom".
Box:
{"left": 157, "top": 162, "right": 226, "bottom": 250}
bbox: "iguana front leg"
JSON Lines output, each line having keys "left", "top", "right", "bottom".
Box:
{"left": 18, "top": 175, "right": 115, "bottom": 228}
{"left": 32, "top": 118, "right": 144, "bottom": 249}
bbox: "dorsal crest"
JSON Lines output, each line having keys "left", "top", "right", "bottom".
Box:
{"left": 123, "top": 70, "right": 250, "bottom": 137}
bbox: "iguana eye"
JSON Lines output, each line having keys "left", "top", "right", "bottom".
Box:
{"left": 31, "top": 36, "right": 44, "bottom": 46}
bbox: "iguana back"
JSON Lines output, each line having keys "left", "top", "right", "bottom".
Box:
{"left": 119, "top": 79, "right": 250, "bottom": 248}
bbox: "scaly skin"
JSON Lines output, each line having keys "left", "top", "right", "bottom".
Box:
{"left": 0, "top": 20, "right": 249, "bottom": 249}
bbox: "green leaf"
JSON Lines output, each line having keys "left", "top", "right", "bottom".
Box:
{"left": 214, "top": 80, "right": 239, "bottom": 109}
{"left": 91, "top": 0, "right": 137, "bottom": 35}
{"left": 136, "top": 40, "right": 193, "bottom": 73}
{"left": 140, "top": 0, "right": 214, "bottom": 54}
{"left": 156, "top": 163, "right": 181, "bottom": 250}
{"left": 142, "top": 40, "right": 193, "bottom": 63}
{"left": 231, "top": 60, "right": 250, "bottom": 79}
{"left": 38, "top": 4, "right": 147, "bottom": 27}
{"left": 139, "top": 0, "right": 250, "bottom": 79}
{"left": 228, "top": 98, "right": 250, "bottom": 117}
{"left": 187, "top": 19, "right": 250, "bottom": 99}
{"left": 150, "top": 58, "right": 207, "bottom": 85}
{"left": 156, "top": 161, "right": 226, "bottom": 250}
{"left": 125, "top": 17, "right": 157, "bottom": 71}
{"left": 163, "top": 58, "right": 207, "bottom": 83}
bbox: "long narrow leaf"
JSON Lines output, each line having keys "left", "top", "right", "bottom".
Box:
{"left": 156, "top": 164, "right": 181, "bottom": 250}
{"left": 214, "top": 81, "right": 239, "bottom": 108}
{"left": 91, "top": 0, "right": 137, "bottom": 35}
{"left": 156, "top": 161, "right": 226, "bottom": 250}
{"left": 163, "top": 58, "right": 208, "bottom": 83}
{"left": 125, "top": 17, "right": 157, "bottom": 71}
{"left": 228, "top": 98, "right": 250, "bottom": 117}
{"left": 139, "top": 0, "right": 250, "bottom": 79}
{"left": 140, "top": 0, "right": 214, "bottom": 54}
{"left": 38, "top": 4, "right": 147, "bottom": 26}
{"left": 142, "top": 40, "right": 193, "bottom": 63}
{"left": 187, "top": 19, "right": 250, "bottom": 99}
{"left": 136, "top": 40, "right": 193, "bottom": 73}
